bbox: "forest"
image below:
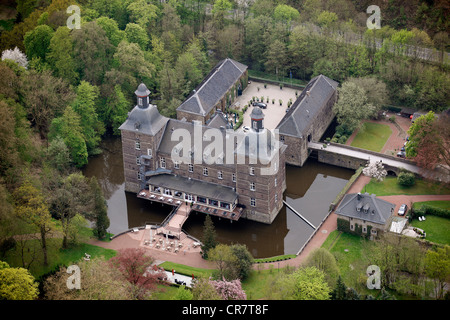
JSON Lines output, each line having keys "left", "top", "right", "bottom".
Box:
{"left": 0, "top": 0, "right": 449, "bottom": 300}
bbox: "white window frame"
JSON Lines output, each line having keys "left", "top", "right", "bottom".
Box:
{"left": 250, "top": 182, "right": 255, "bottom": 191}
{"left": 232, "top": 173, "right": 236, "bottom": 182}
{"left": 136, "top": 156, "right": 141, "bottom": 165}
{"left": 174, "top": 161, "right": 179, "bottom": 169}
{"left": 137, "top": 172, "right": 142, "bottom": 181}
{"left": 203, "top": 167, "right": 208, "bottom": 176}
{"left": 218, "top": 171, "right": 223, "bottom": 180}
{"left": 138, "top": 97, "right": 143, "bottom": 106}
{"left": 160, "top": 157, "right": 166, "bottom": 169}
{"left": 274, "top": 178, "right": 277, "bottom": 187}
{"left": 188, "top": 164, "right": 194, "bottom": 173}
{"left": 135, "top": 141, "right": 141, "bottom": 150}
{"left": 147, "top": 148, "right": 152, "bottom": 156}
{"left": 250, "top": 167, "right": 255, "bottom": 175}
{"left": 250, "top": 198, "right": 256, "bottom": 207}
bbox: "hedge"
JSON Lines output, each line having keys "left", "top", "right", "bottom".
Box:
{"left": 412, "top": 204, "right": 450, "bottom": 219}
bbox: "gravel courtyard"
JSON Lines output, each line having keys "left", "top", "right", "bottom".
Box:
{"left": 231, "top": 80, "right": 300, "bottom": 130}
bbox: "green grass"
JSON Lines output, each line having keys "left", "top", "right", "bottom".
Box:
{"left": 253, "top": 254, "right": 296, "bottom": 263}
{"left": 159, "top": 261, "right": 214, "bottom": 279}
{"left": 4, "top": 238, "right": 117, "bottom": 279}
{"left": 363, "top": 177, "right": 450, "bottom": 196}
{"left": 410, "top": 215, "right": 450, "bottom": 245}
{"left": 350, "top": 122, "right": 392, "bottom": 152}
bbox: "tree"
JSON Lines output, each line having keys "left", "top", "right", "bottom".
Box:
{"left": 1, "top": 47, "right": 28, "bottom": 69}
{"left": 0, "top": 100, "right": 19, "bottom": 176}
{"left": 333, "top": 80, "right": 378, "bottom": 132}
{"left": 425, "top": 246, "right": 450, "bottom": 300}
{"left": 264, "top": 39, "right": 287, "bottom": 76}
{"left": 201, "top": 214, "right": 217, "bottom": 258}
{"left": 0, "top": 261, "right": 39, "bottom": 300}
{"left": 72, "top": 21, "right": 114, "bottom": 85}
{"left": 49, "top": 106, "right": 88, "bottom": 168}
{"left": 46, "top": 136, "right": 71, "bottom": 173}
{"left": 173, "top": 285, "right": 193, "bottom": 300}
{"left": 46, "top": 26, "right": 78, "bottom": 84}
{"left": 126, "top": 0, "right": 159, "bottom": 29}
{"left": 346, "top": 77, "right": 388, "bottom": 109}
{"left": 212, "top": 0, "right": 233, "bottom": 29}
{"left": 397, "top": 172, "right": 415, "bottom": 187}
{"left": 90, "top": 177, "right": 110, "bottom": 240}
{"left": 102, "top": 85, "right": 129, "bottom": 135}
{"left": 208, "top": 244, "right": 239, "bottom": 280}
{"left": 363, "top": 160, "right": 387, "bottom": 182}
{"left": 23, "top": 24, "right": 54, "bottom": 63}
{"left": 124, "top": 23, "right": 149, "bottom": 50}
{"left": 304, "top": 247, "right": 339, "bottom": 286}
{"left": 316, "top": 11, "right": 338, "bottom": 29}
{"left": 330, "top": 276, "right": 347, "bottom": 300}
{"left": 230, "top": 244, "right": 253, "bottom": 280}
{"left": 96, "top": 17, "right": 125, "bottom": 47}
{"left": 109, "top": 248, "right": 162, "bottom": 300}
{"left": 71, "top": 81, "right": 105, "bottom": 155}
{"left": 21, "top": 70, "right": 75, "bottom": 137}
{"left": 407, "top": 112, "right": 450, "bottom": 176}
{"left": 44, "top": 257, "right": 134, "bottom": 300}
{"left": 191, "top": 276, "right": 221, "bottom": 300}
{"left": 210, "top": 278, "right": 247, "bottom": 300}
{"left": 13, "top": 179, "right": 55, "bottom": 266}
{"left": 271, "top": 266, "right": 331, "bottom": 300}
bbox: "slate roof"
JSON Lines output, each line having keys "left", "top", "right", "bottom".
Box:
{"left": 147, "top": 174, "right": 238, "bottom": 203}
{"left": 176, "top": 58, "right": 247, "bottom": 116}
{"left": 335, "top": 193, "right": 395, "bottom": 226}
{"left": 276, "top": 74, "right": 338, "bottom": 137}
{"left": 119, "top": 104, "right": 169, "bottom": 136}
{"left": 206, "top": 110, "right": 232, "bottom": 129}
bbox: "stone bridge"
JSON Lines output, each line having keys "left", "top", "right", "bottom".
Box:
{"left": 308, "top": 141, "right": 449, "bottom": 183}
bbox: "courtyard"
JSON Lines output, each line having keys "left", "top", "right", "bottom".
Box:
{"left": 231, "top": 80, "right": 300, "bottom": 130}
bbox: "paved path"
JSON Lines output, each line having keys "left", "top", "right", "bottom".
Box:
{"left": 89, "top": 173, "right": 449, "bottom": 272}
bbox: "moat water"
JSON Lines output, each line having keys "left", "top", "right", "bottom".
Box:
{"left": 83, "top": 136, "right": 354, "bottom": 258}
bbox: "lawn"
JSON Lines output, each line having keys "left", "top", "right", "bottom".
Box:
{"left": 413, "top": 200, "right": 450, "bottom": 210}
{"left": 363, "top": 177, "right": 450, "bottom": 196}
{"left": 4, "top": 238, "right": 117, "bottom": 278}
{"left": 410, "top": 215, "right": 450, "bottom": 245}
{"left": 350, "top": 122, "right": 392, "bottom": 152}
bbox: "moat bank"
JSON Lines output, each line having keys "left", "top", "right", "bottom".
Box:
{"left": 83, "top": 136, "right": 354, "bottom": 258}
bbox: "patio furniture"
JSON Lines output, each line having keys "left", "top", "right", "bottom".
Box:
{"left": 422, "top": 216, "right": 426, "bottom": 221}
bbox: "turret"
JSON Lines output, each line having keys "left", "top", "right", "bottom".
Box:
{"left": 135, "top": 83, "right": 150, "bottom": 109}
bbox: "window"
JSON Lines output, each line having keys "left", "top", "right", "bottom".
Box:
{"left": 252, "top": 121, "right": 257, "bottom": 129}
{"left": 209, "top": 199, "right": 218, "bottom": 207}
{"left": 135, "top": 141, "right": 141, "bottom": 150}
{"left": 188, "top": 164, "right": 194, "bottom": 173}
{"left": 350, "top": 224, "right": 354, "bottom": 230}
{"left": 197, "top": 196, "right": 207, "bottom": 204}
{"left": 164, "top": 188, "right": 172, "bottom": 196}
{"left": 274, "top": 178, "right": 277, "bottom": 187}
{"left": 137, "top": 172, "right": 142, "bottom": 181}
{"left": 138, "top": 98, "right": 143, "bottom": 106}
{"left": 363, "top": 227, "right": 367, "bottom": 233}
{"left": 147, "top": 148, "right": 152, "bottom": 157}
{"left": 275, "top": 194, "right": 278, "bottom": 203}
{"left": 250, "top": 167, "right": 255, "bottom": 175}
{"left": 280, "top": 135, "right": 285, "bottom": 142}
{"left": 218, "top": 171, "right": 223, "bottom": 179}
{"left": 250, "top": 182, "right": 255, "bottom": 191}
{"left": 174, "top": 161, "right": 179, "bottom": 169}
{"left": 136, "top": 156, "right": 141, "bottom": 165}
{"left": 203, "top": 167, "right": 208, "bottom": 176}
{"left": 232, "top": 173, "right": 236, "bottom": 182}
{"left": 160, "top": 157, "right": 166, "bottom": 168}
{"left": 250, "top": 198, "right": 256, "bottom": 207}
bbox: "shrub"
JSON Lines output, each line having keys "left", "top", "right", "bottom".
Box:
{"left": 389, "top": 115, "right": 396, "bottom": 123}
{"left": 397, "top": 172, "right": 416, "bottom": 187}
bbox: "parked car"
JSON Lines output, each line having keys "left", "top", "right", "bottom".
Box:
{"left": 397, "top": 151, "right": 406, "bottom": 158}
{"left": 398, "top": 204, "right": 408, "bottom": 216}
{"left": 252, "top": 102, "right": 267, "bottom": 109}
{"left": 243, "top": 126, "right": 250, "bottom": 132}
{"left": 400, "top": 146, "right": 405, "bottom": 152}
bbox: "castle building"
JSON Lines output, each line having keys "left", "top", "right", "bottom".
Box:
{"left": 119, "top": 59, "right": 338, "bottom": 225}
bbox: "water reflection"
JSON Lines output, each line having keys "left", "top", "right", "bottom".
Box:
{"left": 83, "top": 136, "right": 354, "bottom": 258}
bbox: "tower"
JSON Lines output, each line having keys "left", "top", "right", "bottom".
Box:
{"left": 135, "top": 83, "right": 150, "bottom": 109}
{"left": 250, "top": 106, "right": 264, "bottom": 132}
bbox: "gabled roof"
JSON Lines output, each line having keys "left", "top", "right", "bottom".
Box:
{"left": 276, "top": 74, "right": 338, "bottom": 137}
{"left": 335, "top": 193, "right": 395, "bottom": 226}
{"left": 176, "top": 58, "right": 247, "bottom": 116}
{"left": 119, "top": 104, "right": 169, "bottom": 136}
{"left": 206, "top": 110, "right": 232, "bottom": 129}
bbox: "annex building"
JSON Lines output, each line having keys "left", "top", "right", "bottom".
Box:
{"left": 119, "top": 58, "right": 338, "bottom": 224}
